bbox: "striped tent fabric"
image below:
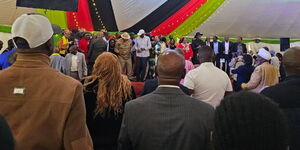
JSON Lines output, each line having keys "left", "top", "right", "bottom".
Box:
{"left": 1, "top": 0, "right": 300, "bottom": 38}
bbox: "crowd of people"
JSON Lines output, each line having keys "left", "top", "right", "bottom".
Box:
{"left": 0, "top": 13, "right": 299, "bottom": 150}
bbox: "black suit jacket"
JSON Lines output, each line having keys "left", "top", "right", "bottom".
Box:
{"left": 0, "top": 115, "right": 14, "bottom": 150}
{"left": 220, "top": 41, "right": 234, "bottom": 56}
{"left": 261, "top": 76, "right": 300, "bottom": 150}
{"left": 141, "top": 79, "right": 190, "bottom": 96}
{"left": 232, "top": 43, "right": 247, "bottom": 54}
{"left": 118, "top": 87, "right": 214, "bottom": 150}
{"left": 210, "top": 42, "right": 222, "bottom": 54}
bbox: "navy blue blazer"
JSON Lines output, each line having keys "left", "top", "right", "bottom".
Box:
{"left": 220, "top": 41, "right": 234, "bottom": 55}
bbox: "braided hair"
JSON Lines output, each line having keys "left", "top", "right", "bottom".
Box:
{"left": 214, "top": 92, "right": 289, "bottom": 150}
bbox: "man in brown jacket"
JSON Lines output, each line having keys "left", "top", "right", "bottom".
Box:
{"left": 0, "top": 14, "right": 93, "bottom": 150}
{"left": 115, "top": 32, "right": 133, "bottom": 79}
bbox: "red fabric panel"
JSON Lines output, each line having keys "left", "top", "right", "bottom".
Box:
{"left": 151, "top": 0, "right": 207, "bottom": 36}
{"left": 66, "top": 0, "right": 94, "bottom": 31}
{"left": 131, "top": 82, "right": 145, "bottom": 98}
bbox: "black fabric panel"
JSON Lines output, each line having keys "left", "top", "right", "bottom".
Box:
{"left": 88, "top": 0, "right": 118, "bottom": 31}
{"left": 123, "top": 0, "right": 190, "bottom": 33}
{"left": 17, "top": 0, "right": 78, "bottom": 12}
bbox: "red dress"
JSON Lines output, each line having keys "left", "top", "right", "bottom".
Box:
{"left": 79, "top": 38, "right": 89, "bottom": 58}
{"left": 177, "top": 43, "right": 193, "bottom": 60}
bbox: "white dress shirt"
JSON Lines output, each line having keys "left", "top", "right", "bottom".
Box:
{"left": 135, "top": 36, "right": 152, "bottom": 57}
{"left": 71, "top": 54, "right": 78, "bottom": 72}
{"left": 213, "top": 42, "right": 219, "bottom": 54}
{"left": 184, "top": 62, "right": 233, "bottom": 108}
{"left": 224, "top": 42, "right": 230, "bottom": 55}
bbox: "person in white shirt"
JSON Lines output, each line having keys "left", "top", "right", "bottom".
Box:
{"left": 269, "top": 50, "right": 280, "bottom": 69}
{"left": 211, "top": 36, "right": 222, "bottom": 68}
{"left": 135, "top": 29, "right": 152, "bottom": 81}
{"left": 220, "top": 36, "right": 234, "bottom": 75}
{"left": 184, "top": 46, "right": 233, "bottom": 108}
{"left": 65, "top": 44, "right": 87, "bottom": 80}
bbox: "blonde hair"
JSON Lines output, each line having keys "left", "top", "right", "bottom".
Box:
{"left": 83, "top": 52, "right": 132, "bottom": 115}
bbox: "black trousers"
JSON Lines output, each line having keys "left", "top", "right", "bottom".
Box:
{"left": 136, "top": 57, "right": 149, "bottom": 82}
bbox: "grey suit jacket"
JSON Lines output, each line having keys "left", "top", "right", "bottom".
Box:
{"left": 118, "top": 87, "right": 214, "bottom": 150}
{"left": 65, "top": 52, "right": 87, "bottom": 79}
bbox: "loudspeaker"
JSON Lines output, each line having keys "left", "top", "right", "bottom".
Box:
{"left": 17, "top": 0, "right": 78, "bottom": 12}
{"left": 280, "top": 38, "right": 290, "bottom": 51}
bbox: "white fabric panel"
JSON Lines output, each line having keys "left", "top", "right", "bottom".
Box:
{"left": 246, "top": 42, "right": 300, "bottom": 54}
{"left": 0, "top": 32, "right": 12, "bottom": 53}
{"left": 111, "top": 0, "right": 167, "bottom": 31}
{"left": 191, "top": 0, "right": 300, "bottom": 38}
{"left": 0, "top": 0, "right": 36, "bottom": 26}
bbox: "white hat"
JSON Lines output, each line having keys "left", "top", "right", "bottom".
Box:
{"left": 137, "top": 29, "right": 145, "bottom": 36}
{"left": 121, "top": 32, "right": 130, "bottom": 40}
{"left": 258, "top": 48, "right": 271, "bottom": 60}
{"left": 12, "top": 14, "right": 54, "bottom": 48}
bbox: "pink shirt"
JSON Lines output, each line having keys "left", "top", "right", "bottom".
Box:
{"left": 181, "top": 60, "right": 195, "bottom": 84}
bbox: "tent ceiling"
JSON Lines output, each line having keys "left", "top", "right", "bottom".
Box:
{"left": 0, "top": 0, "right": 36, "bottom": 26}
{"left": 111, "top": 0, "right": 167, "bottom": 31}
{"left": 190, "top": 0, "right": 300, "bottom": 38}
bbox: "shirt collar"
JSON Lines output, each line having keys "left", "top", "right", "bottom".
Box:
{"left": 13, "top": 53, "right": 50, "bottom": 68}
{"left": 200, "top": 62, "right": 215, "bottom": 66}
{"left": 158, "top": 85, "right": 180, "bottom": 89}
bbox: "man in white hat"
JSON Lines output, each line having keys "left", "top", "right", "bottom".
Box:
{"left": 241, "top": 48, "right": 279, "bottom": 93}
{"left": 0, "top": 13, "right": 92, "bottom": 150}
{"left": 135, "top": 29, "right": 151, "bottom": 81}
{"left": 115, "top": 32, "right": 133, "bottom": 79}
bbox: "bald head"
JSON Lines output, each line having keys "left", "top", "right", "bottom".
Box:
{"left": 198, "top": 46, "right": 214, "bottom": 63}
{"left": 157, "top": 51, "right": 185, "bottom": 85}
{"left": 283, "top": 47, "right": 300, "bottom": 76}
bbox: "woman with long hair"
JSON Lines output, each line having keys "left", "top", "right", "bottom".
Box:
{"left": 83, "top": 52, "right": 136, "bottom": 150}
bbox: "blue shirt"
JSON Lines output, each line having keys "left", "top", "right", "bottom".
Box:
{"left": 0, "top": 49, "right": 15, "bottom": 70}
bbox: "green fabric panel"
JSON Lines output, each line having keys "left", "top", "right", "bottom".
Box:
{"left": 0, "top": 25, "right": 11, "bottom": 33}
{"left": 171, "top": 0, "right": 225, "bottom": 38}
{"left": 53, "top": 34, "right": 63, "bottom": 48}
{"left": 37, "top": 9, "right": 68, "bottom": 29}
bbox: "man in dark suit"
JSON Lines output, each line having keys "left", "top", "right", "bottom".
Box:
{"left": 261, "top": 47, "right": 300, "bottom": 150}
{"left": 87, "top": 35, "right": 107, "bottom": 75}
{"left": 191, "top": 32, "right": 205, "bottom": 64}
{"left": 118, "top": 51, "right": 214, "bottom": 150}
{"left": 220, "top": 36, "right": 234, "bottom": 74}
{"left": 232, "top": 37, "right": 247, "bottom": 56}
{"left": 211, "top": 36, "right": 222, "bottom": 68}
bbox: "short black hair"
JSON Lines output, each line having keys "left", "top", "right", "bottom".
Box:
{"left": 214, "top": 92, "right": 289, "bottom": 150}
{"left": 243, "top": 54, "right": 253, "bottom": 65}
{"left": 263, "top": 47, "right": 270, "bottom": 51}
{"left": 160, "top": 37, "right": 167, "bottom": 43}
{"left": 198, "top": 45, "right": 214, "bottom": 56}
{"left": 0, "top": 40, "right": 3, "bottom": 45}
{"left": 276, "top": 53, "right": 283, "bottom": 58}
{"left": 13, "top": 37, "right": 30, "bottom": 49}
